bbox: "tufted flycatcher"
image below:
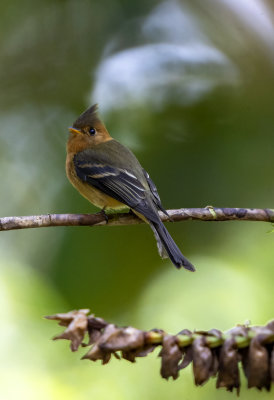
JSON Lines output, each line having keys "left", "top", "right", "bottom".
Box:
{"left": 66, "top": 104, "right": 194, "bottom": 271}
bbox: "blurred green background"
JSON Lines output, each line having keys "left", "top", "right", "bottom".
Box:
{"left": 1, "top": 0, "right": 274, "bottom": 398}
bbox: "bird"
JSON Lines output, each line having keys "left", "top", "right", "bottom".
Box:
{"left": 66, "top": 104, "right": 195, "bottom": 271}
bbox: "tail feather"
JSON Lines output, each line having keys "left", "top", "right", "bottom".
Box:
{"left": 149, "top": 223, "right": 169, "bottom": 259}
{"left": 150, "top": 221, "right": 195, "bottom": 271}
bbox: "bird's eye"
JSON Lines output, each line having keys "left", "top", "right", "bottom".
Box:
{"left": 89, "top": 127, "right": 96, "bottom": 135}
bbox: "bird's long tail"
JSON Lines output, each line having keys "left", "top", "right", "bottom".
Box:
{"left": 149, "top": 220, "right": 195, "bottom": 271}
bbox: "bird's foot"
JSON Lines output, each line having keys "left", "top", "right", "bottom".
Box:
{"left": 96, "top": 208, "right": 109, "bottom": 223}
{"left": 166, "top": 211, "right": 174, "bottom": 222}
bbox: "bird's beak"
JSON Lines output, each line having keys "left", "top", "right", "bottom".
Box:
{"left": 68, "top": 127, "right": 81, "bottom": 134}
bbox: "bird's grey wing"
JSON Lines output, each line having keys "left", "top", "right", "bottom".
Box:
{"left": 74, "top": 150, "right": 159, "bottom": 222}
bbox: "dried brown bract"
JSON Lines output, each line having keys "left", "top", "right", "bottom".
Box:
{"left": 46, "top": 309, "right": 90, "bottom": 351}
{"left": 160, "top": 335, "right": 183, "bottom": 380}
{"left": 46, "top": 310, "right": 274, "bottom": 393}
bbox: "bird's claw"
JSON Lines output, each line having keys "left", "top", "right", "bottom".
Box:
{"left": 96, "top": 208, "right": 109, "bottom": 223}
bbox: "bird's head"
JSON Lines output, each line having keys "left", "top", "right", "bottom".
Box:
{"left": 67, "top": 104, "right": 112, "bottom": 152}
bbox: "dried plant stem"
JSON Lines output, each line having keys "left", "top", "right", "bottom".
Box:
{"left": 46, "top": 310, "right": 274, "bottom": 393}
{"left": 1, "top": 207, "right": 274, "bottom": 231}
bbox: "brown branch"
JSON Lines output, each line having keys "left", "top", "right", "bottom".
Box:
{"left": 1, "top": 207, "right": 274, "bottom": 231}
{"left": 46, "top": 309, "right": 274, "bottom": 393}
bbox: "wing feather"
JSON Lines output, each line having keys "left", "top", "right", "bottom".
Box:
{"left": 142, "top": 169, "right": 169, "bottom": 217}
{"left": 74, "top": 157, "right": 146, "bottom": 208}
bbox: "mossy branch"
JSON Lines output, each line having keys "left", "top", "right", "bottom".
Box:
{"left": 1, "top": 207, "right": 274, "bottom": 231}
{"left": 46, "top": 309, "right": 274, "bottom": 394}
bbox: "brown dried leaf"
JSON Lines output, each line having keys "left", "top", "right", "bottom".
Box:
{"left": 160, "top": 335, "right": 183, "bottom": 380}
{"left": 265, "top": 320, "right": 274, "bottom": 331}
{"left": 202, "top": 329, "right": 222, "bottom": 378}
{"left": 208, "top": 329, "right": 223, "bottom": 339}
{"left": 82, "top": 344, "right": 112, "bottom": 364}
{"left": 47, "top": 309, "right": 89, "bottom": 351}
{"left": 82, "top": 316, "right": 109, "bottom": 346}
{"left": 46, "top": 309, "right": 90, "bottom": 327}
{"left": 122, "top": 344, "right": 157, "bottom": 363}
{"left": 122, "top": 329, "right": 161, "bottom": 362}
{"left": 227, "top": 325, "right": 249, "bottom": 338}
{"left": 216, "top": 337, "right": 240, "bottom": 393}
{"left": 177, "top": 329, "right": 192, "bottom": 336}
{"left": 88, "top": 316, "right": 108, "bottom": 330}
{"left": 192, "top": 336, "right": 213, "bottom": 385}
{"left": 99, "top": 326, "right": 145, "bottom": 352}
{"left": 179, "top": 346, "right": 193, "bottom": 370}
{"left": 82, "top": 324, "right": 118, "bottom": 363}
{"left": 83, "top": 324, "right": 144, "bottom": 364}
{"left": 242, "top": 329, "right": 272, "bottom": 390}
{"left": 210, "top": 349, "right": 220, "bottom": 377}
{"left": 85, "top": 329, "right": 102, "bottom": 346}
